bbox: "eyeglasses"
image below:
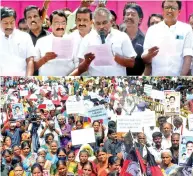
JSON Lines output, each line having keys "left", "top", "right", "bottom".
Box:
{"left": 164, "top": 6, "right": 178, "bottom": 11}
{"left": 53, "top": 21, "right": 66, "bottom": 26}
{"left": 95, "top": 20, "right": 109, "bottom": 26}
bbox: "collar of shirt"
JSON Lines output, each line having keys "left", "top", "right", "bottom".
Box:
{"left": 96, "top": 28, "right": 116, "bottom": 41}
{"left": 152, "top": 146, "right": 164, "bottom": 152}
{"left": 0, "top": 28, "right": 17, "bottom": 39}
{"left": 162, "top": 20, "right": 178, "bottom": 31}
{"left": 29, "top": 28, "right": 49, "bottom": 38}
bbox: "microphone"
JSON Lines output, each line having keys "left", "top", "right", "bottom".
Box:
{"left": 99, "top": 30, "right": 106, "bottom": 44}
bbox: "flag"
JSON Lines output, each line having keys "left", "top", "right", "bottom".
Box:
{"left": 135, "top": 146, "right": 147, "bottom": 174}
{"left": 146, "top": 148, "right": 163, "bottom": 176}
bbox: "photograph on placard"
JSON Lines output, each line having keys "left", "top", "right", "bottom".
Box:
{"left": 179, "top": 136, "right": 193, "bottom": 167}
{"left": 12, "top": 103, "right": 25, "bottom": 119}
{"left": 164, "top": 91, "right": 181, "bottom": 115}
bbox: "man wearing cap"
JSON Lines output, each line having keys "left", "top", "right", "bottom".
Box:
{"left": 0, "top": 7, "right": 35, "bottom": 76}
{"left": 142, "top": 0, "right": 193, "bottom": 76}
{"left": 77, "top": 7, "right": 137, "bottom": 76}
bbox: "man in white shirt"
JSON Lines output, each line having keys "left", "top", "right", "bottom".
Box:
{"left": 77, "top": 7, "right": 137, "bottom": 76}
{"left": 35, "top": 10, "right": 75, "bottom": 76}
{"left": 0, "top": 7, "right": 35, "bottom": 76}
{"left": 162, "top": 122, "right": 173, "bottom": 148}
{"left": 69, "top": 7, "right": 94, "bottom": 69}
{"left": 142, "top": 0, "right": 193, "bottom": 76}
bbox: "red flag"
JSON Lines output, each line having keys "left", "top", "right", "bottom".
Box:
{"left": 135, "top": 148, "right": 147, "bottom": 174}
{"left": 120, "top": 160, "right": 132, "bottom": 175}
{"left": 146, "top": 148, "right": 163, "bottom": 176}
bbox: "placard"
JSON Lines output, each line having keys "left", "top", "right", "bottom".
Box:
{"left": 66, "top": 100, "right": 85, "bottom": 114}
{"left": 117, "top": 116, "right": 143, "bottom": 133}
{"left": 164, "top": 91, "right": 180, "bottom": 115}
{"left": 20, "top": 90, "right": 28, "bottom": 96}
{"left": 179, "top": 135, "right": 193, "bottom": 167}
{"left": 87, "top": 105, "right": 108, "bottom": 121}
{"left": 151, "top": 89, "right": 164, "bottom": 100}
{"left": 12, "top": 103, "right": 25, "bottom": 119}
{"left": 71, "top": 128, "right": 95, "bottom": 146}
{"left": 188, "top": 114, "right": 193, "bottom": 131}
{"left": 144, "top": 84, "right": 153, "bottom": 96}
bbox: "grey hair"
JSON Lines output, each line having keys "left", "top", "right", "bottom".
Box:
{"left": 161, "top": 150, "right": 172, "bottom": 158}
{"left": 173, "top": 116, "right": 183, "bottom": 123}
{"left": 57, "top": 114, "right": 65, "bottom": 120}
{"left": 93, "top": 7, "right": 113, "bottom": 22}
{"left": 37, "top": 148, "right": 47, "bottom": 154}
{"left": 36, "top": 156, "right": 46, "bottom": 162}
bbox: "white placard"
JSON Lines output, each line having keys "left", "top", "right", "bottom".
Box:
{"left": 117, "top": 116, "right": 143, "bottom": 133}
{"left": 151, "top": 89, "right": 164, "bottom": 100}
{"left": 144, "top": 84, "right": 153, "bottom": 96}
{"left": 20, "top": 90, "right": 28, "bottom": 96}
{"left": 188, "top": 114, "right": 193, "bottom": 131}
{"left": 87, "top": 105, "right": 108, "bottom": 121}
{"left": 71, "top": 128, "right": 96, "bottom": 146}
{"left": 141, "top": 111, "right": 156, "bottom": 127}
{"left": 66, "top": 100, "right": 85, "bottom": 114}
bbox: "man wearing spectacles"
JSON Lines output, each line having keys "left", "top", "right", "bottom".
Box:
{"left": 0, "top": 7, "right": 35, "bottom": 76}
{"left": 77, "top": 7, "right": 137, "bottom": 76}
{"left": 142, "top": 0, "right": 193, "bottom": 76}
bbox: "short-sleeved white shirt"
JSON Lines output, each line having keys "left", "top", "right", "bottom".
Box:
{"left": 0, "top": 29, "right": 36, "bottom": 76}
{"left": 77, "top": 28, "right": 137, "bottom": 76}
{"left": 142, "top": 21, "right": 193, "bottom": 76}
{"left": 35, "top": 33, "right": 77, "bottom": 76}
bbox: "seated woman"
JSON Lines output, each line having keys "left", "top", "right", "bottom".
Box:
{"left": 81, "top": 161, "right": 97, "bottom": 176}
{"left": 160, "top": 150, "right": 178, "bottom": 176}
{"left": 41, "top": 133, "right": 54, "bottom": 151}
{"left": 21, "top": 141, "right": 37, "bottom": 176}
{"left": 3, "top": 136, "right": 12, "bottom": 150}
{"left": 54, "top": 160, "right": 68, "bottom": 176}
{"left": 9, "top": 163, "right": 26, "bottom": 176}
{"left": 66, "top": 150, "right": 78, "bottom": 175}
{"left": 99, "top": 156, "right": 121, "bottom": 176}
{"left": 31, "top": 163, "right": 44, "bottom": 176}
{"left": 95, "top": 147, "right": 111, "bottom": 176}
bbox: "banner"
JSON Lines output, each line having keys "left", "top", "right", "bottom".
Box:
{"left": 87, "top": 105, "right": 108, "bottom": 121}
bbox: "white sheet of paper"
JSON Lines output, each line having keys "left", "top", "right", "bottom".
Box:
{"left": 188, "top": 114, "right": 193, "bottom": 131}
{"left": 87, "top": 44, "right": 115, "bottom": 66}
{"left": 66, "top": 100, "right": 85, "bottom": 114}
{"left": 52, "top": 37, "right": 73, "bottom": 59}
{"left": 117, "top": 116, "right": 143, "bottom": 132}
{"left": 71, "top": 128, "right": 96, "bottom": 146}
{"left": 135, "top": 111, "right": 156, "bottom": 127}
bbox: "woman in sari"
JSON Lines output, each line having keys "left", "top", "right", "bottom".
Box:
{"left": 41, "top": 133, "right": 54, "bottom": 151}
{"left": 160, "top": 150, "right": 178, "bottom": 176}
{"left": 66, "top": 150, "right": 78, "bottom": 175}
{"left": 10, "top": 163, "right": 26, "bottom": 176}
{"left": 21, "top": 141, "right": 37, "bottom": 176}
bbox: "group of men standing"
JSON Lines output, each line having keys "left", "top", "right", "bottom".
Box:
{"left": 0, "top": 0, "right": 193, "bottom": 76}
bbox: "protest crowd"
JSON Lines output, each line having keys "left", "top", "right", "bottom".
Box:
{"left": 0, "top": 76, "right": 193, "bottom": 176}
{"left": 0, "top": 0, "right": 193, "bottom": 76}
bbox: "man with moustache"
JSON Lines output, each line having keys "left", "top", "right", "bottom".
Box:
{"left": 24, "top": 5, "right": 50, "bottom": 75}
{"left": 77, "top": 7, "right": 137, "bottom": 76}
{"left": 142, "top": 0, "right": 193, "bottom": 76}
{"left": 162, "top": 122, "right": 173, "bottom": 149}
{"left": 121, "top": 3, "right": 145, "bottom": 76}
{"left": 69, "top": 7, "right": 94, "bottom": 72}
{"left": 0, "top": 7, "right": 35, "bottom": 76}
{"left": 35, "top": 10, "right": 94, "bottom": 76}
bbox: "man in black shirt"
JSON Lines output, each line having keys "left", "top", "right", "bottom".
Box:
{"left": 121, "top": 3, "right": 145, "bottom": 75}
{"left": 24, "top": 5, "right": 50, "bottom": 75}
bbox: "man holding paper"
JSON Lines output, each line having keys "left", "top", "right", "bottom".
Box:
{"left": 0, "top": 7, "right": 35, "bottom": 76}
{"left": 77, "top": 7, "right": 137, "bottom": 76}
{"left": 142, "top": 0, "right": 193, "bottom": 76}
